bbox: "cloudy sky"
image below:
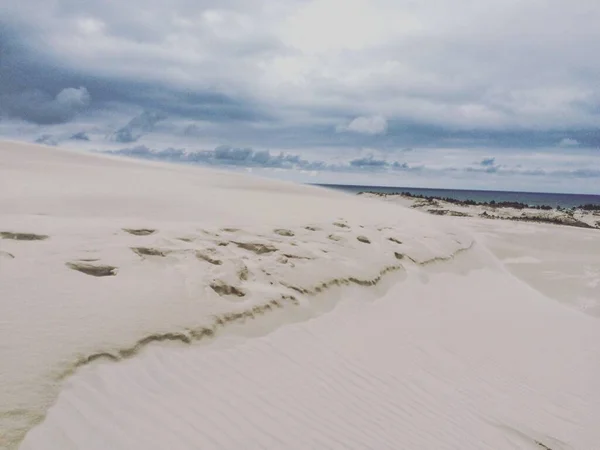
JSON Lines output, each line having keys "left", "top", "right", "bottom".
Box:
{"left": 2, "top": 0, "right": 600, "bottom": 193}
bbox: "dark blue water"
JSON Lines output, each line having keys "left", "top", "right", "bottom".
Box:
{"left": 315, "top": 184, "right": 600, "bottom": 209}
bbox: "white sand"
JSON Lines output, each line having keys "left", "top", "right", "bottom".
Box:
{"left": 362, "top": 192, "right": 600, "bottom": 317}
{"left": 1, "top": 141, "right": 599, "bottom": 449}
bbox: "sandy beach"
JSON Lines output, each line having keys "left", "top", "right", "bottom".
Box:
{"left": 1, "top": 142, "right": 599, "bottom": 450}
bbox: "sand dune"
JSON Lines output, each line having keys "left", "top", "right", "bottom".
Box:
{"left": 1, "top": 141, "right": 599, "bottom": 449}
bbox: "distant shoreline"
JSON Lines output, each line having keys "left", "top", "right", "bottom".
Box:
{"left": 360, "top": 190, "right": 600, "bottom": 212}
{"left": 317, "top": 184, "right": 600, "bottom": 210}
{"left": 359, "top": 191, "right": 600, "bottom": 230}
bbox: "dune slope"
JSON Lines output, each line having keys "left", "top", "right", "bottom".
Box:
{"left": 1, "top": 142, "right": 598, "bottom": 449}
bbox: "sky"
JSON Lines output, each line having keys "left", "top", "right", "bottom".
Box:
{"left": 1, "top": 0, "right": 600, "bottom": 193}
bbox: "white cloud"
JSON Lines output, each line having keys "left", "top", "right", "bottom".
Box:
{"left": 278, "top": 0, "right": 421, "bottom": 54}
{"left": 558, "top": 138, "right": 579, "bottom": 148}
{"left": 55, "top": 87, "right": 90, "bottom": 108}
{"left": 75, "top": 17, "right": 105, "bottom": 35}
{"left": 336, "top": 116, "right": 387, "bottom": 134}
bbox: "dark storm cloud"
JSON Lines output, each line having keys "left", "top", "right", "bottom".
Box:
{"left": 70, "top": 131, "right": 90, "bottom": 141}
{"left": 349, "top": 156, "right": 388, "bottom": 168}
{"left": 100, "top": 145, "right": 427, "bottom": 174}
{"left": 102, "top": 145, "right": 329, "bottom": 170}
{"left": 213, "top": 145, "right": 253, "bottom": 161}
{"left": 0, "top": 20, "right": 269, "bottom": 127}
{"left": 0, "top": 87, "right": 90, "bottom": 125}
{"left": 111, "top": 111, "right": 167, "bottom": 143}
{"left": 34, "top": 134, "right": 58, "bottom": 146}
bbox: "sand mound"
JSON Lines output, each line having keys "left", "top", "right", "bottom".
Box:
{"left": 1, "top": 141, "right": 598, "bottom": 450}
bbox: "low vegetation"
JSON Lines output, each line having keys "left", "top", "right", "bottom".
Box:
{"left": 579, "top": 203, "right": 600, "bottom": 211}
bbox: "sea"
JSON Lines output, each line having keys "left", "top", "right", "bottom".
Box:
{"left": 316, "top": 185, "right": 600, "bottom": 209}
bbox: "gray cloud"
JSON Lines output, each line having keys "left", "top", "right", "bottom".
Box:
{"left": 101, "top": 145, "right": 429, "bottom": 174}
{"left": 101, "top": 145, "right": 323, "bottom": 170}
{"left": 349, "top": 156, "right": 388, "bottom": 168}
{"left": 2, "top": 10, "right": 600, "bottom": 152}
{"left": 3, "top": 1, "right": 600, "bottom": 194}
{"left": 100, "top": 145, "right": 600, "bottom": 182}
{"left": 462, "top": 157, "right": 502, "bottom": 174}
{"left": 477, "top": 157, "right": 500, "bottom": 173}
{"left": 562, "top": 168, "right": 600, "bottom": 178}
{"left": 70, "top": 131, "right": 90, "bottom": 141}
{"left": 34, "top": 134, "right": 58, "bottom": 146}
{"left": 391, "top": 162, "right": 411, "bottom": 170}
{"left": 4, "top": 1, "right": 600, "bottom": 135}
{"left": 347, "top": 155, "right": 422, "bottom": 172}
{"left": 558, "top": 138, "right": 580, "bottom": 148}
{"left": 0, "top": 87, "right": 90, "bottom": 124}
{"left": 214, "top": 145, "right": 253, "bottom": 161}
{"left": 111, "top": 110, "right": 167, "bottom": 143}
{"left": 337, "top": 116, "right": 388, "bottom": 135}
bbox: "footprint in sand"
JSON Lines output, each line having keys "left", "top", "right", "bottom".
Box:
{"left": 122, "top": 228, "right": 156, "bottom": 236}
{"left": 66, "top": 262, "right": 118, "bottom": 277}
{"left": 131, "top": 247, "right": 172, "bottom": 258}
{"left": 195, "top": 250, "right": 223, "bottom": 265}
{"left": 210, "top": 280, "right": 246, "bottom": 298}
{"left": 0, "top": 231, "right": 49, "bottom": 241}
{"left": 333, "top": 222, "right": 350, "bottom": 229}
{"left": 234, "top": 242, "right": 278, "bottom": 255}
{"left": 274, "top": 229, "right": 295, "bottom": 237}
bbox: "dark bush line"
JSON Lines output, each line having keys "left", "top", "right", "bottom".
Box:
{"left": 578, "top": 203, "right": 600, "bottom": 211}
{"left": 400, "top": 192, "right": 555, "bottom": 210}
{"left": 361, "top": 191, "right": 600, "bottom": 211}
{"left": 480, "top": 211, "right": 592, "bottom": 228}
